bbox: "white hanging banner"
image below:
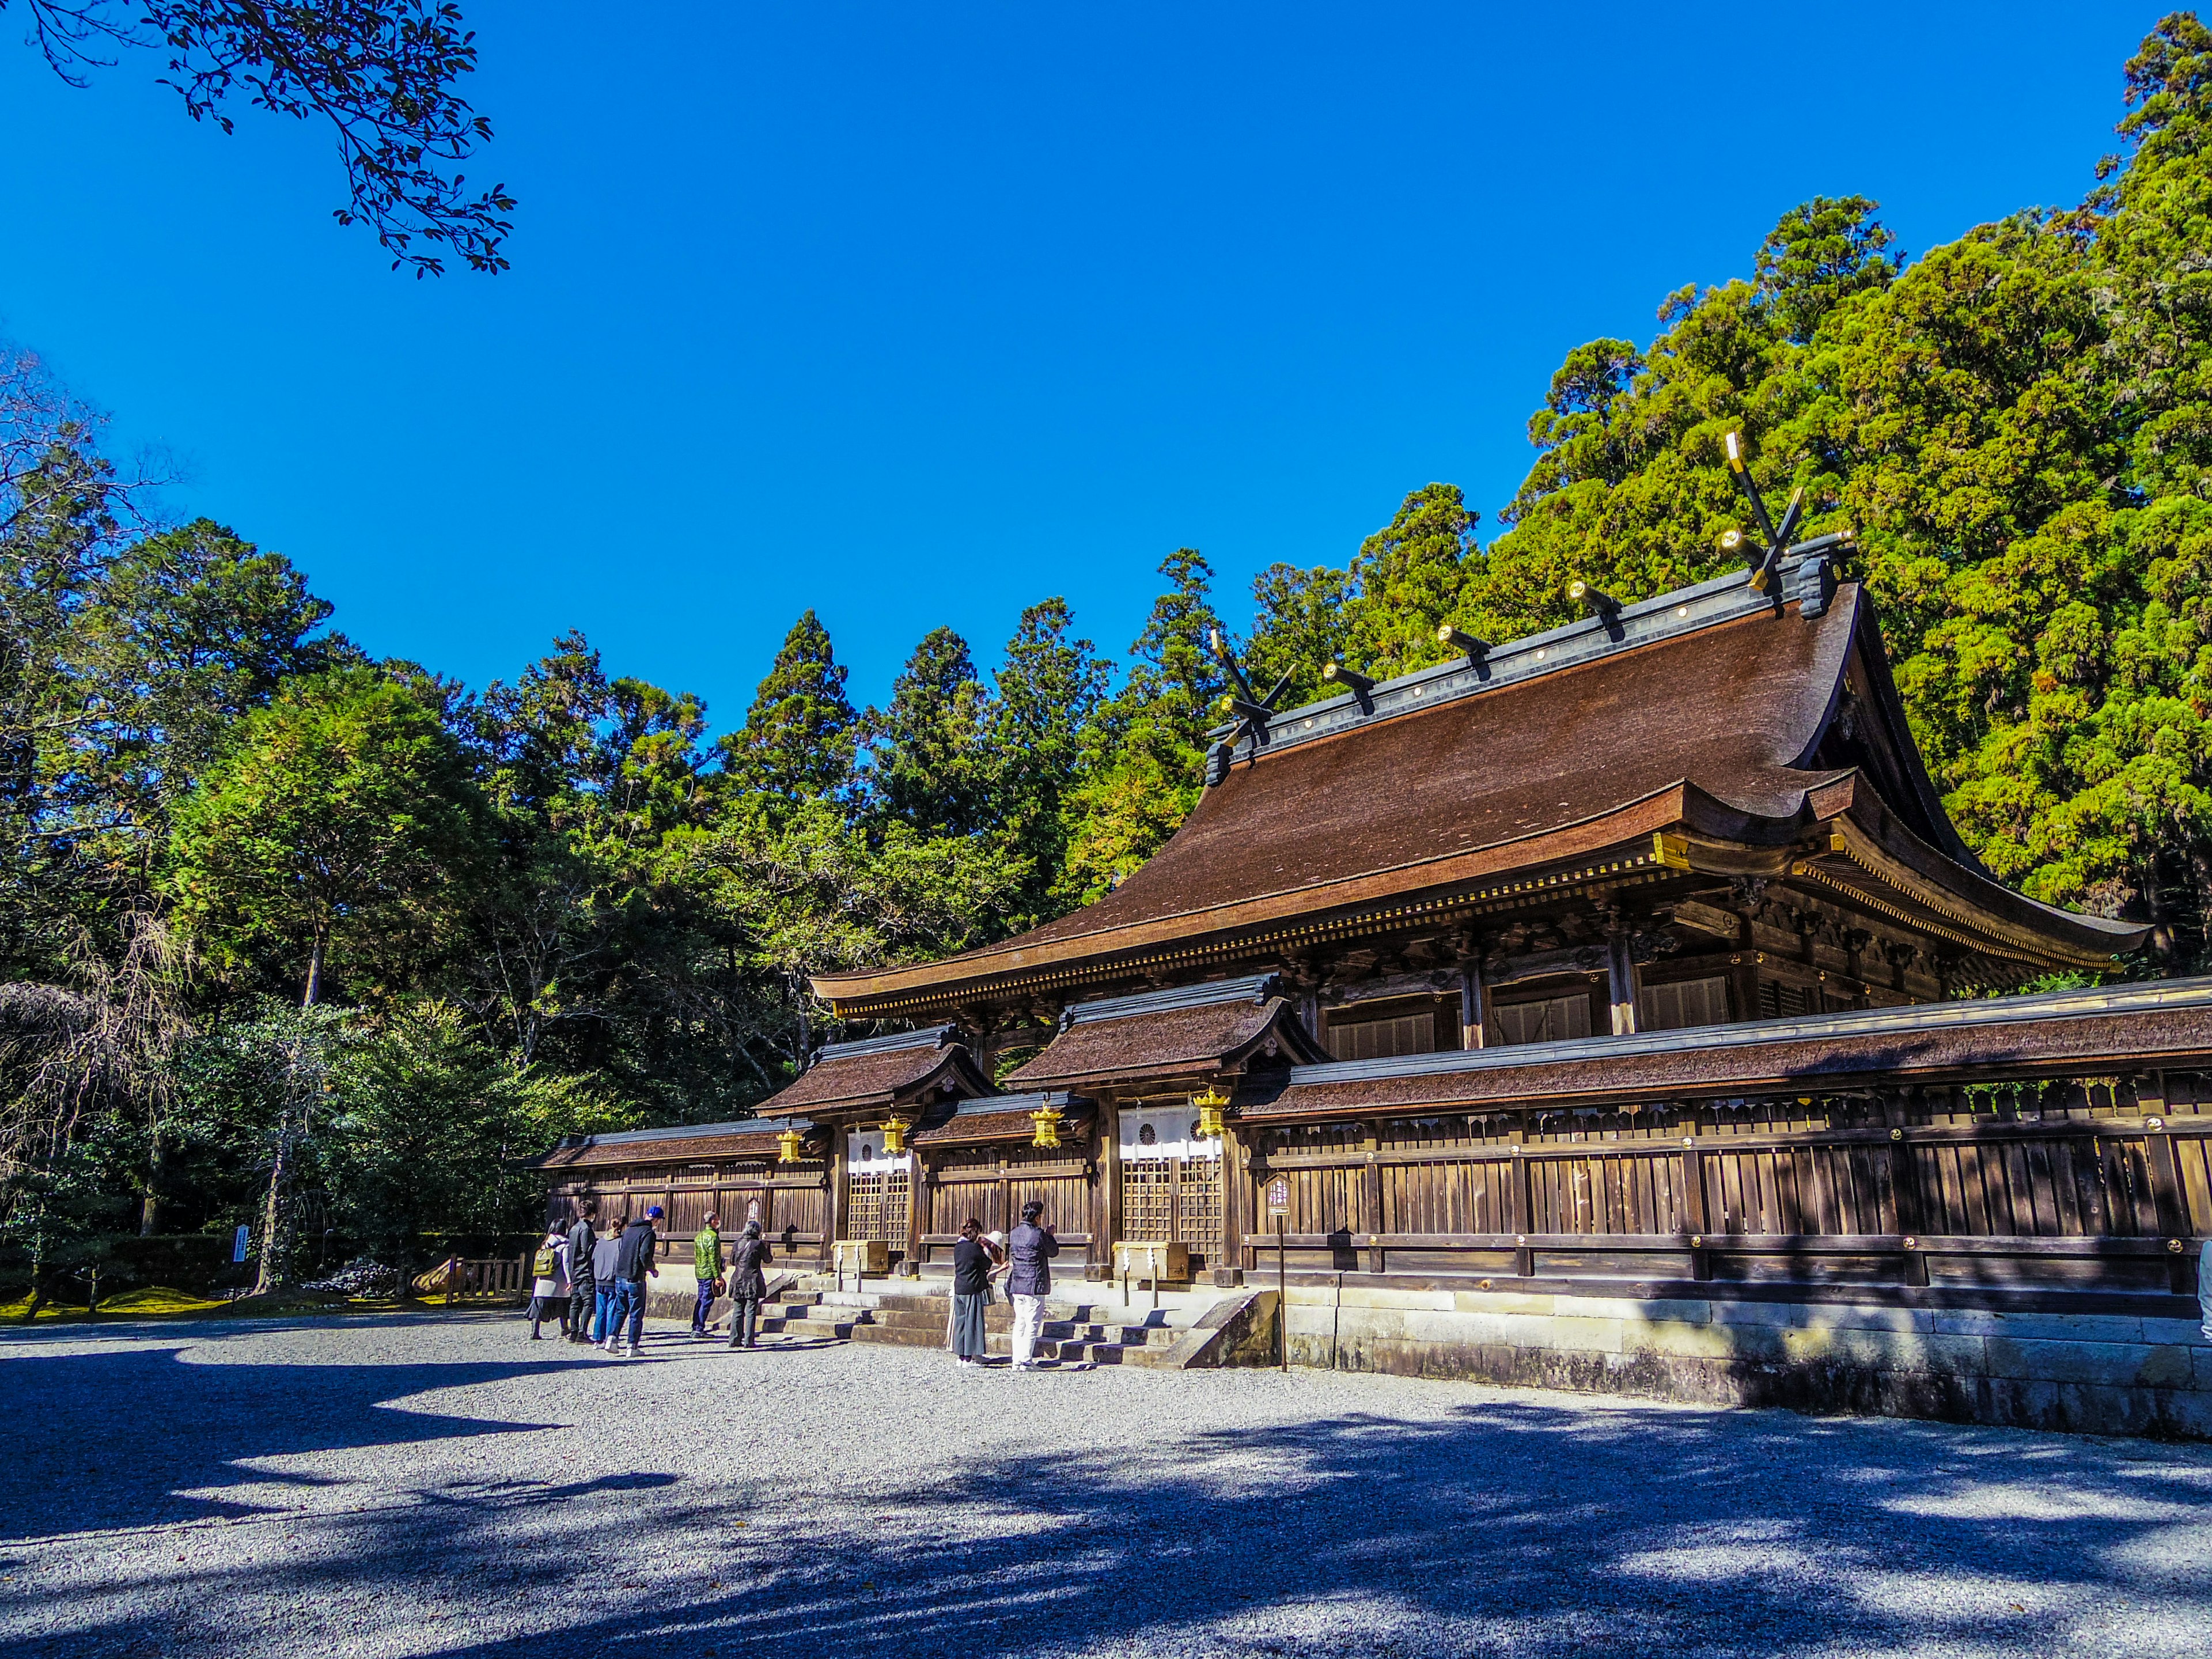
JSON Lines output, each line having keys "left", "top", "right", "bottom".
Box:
{"left": 1117, "top": 1106, "right": 1218, "bottom": 1161}
{"left": 847, "top": 1130, "right": 912, "bottom": 1174}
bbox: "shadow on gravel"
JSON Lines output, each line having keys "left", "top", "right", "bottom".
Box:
{"left": 0, "top": 1313, "right": 571, "bottom": 1540}
{"left": 12, "top": 1343, "right": 2212, "bottom": 1658}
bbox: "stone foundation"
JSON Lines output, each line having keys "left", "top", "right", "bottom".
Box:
{"left": 1279, "top": 1283, "right": 2212, "bottom": 1438}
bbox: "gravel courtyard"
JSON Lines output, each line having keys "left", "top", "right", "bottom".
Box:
{"left": 2, "top": 1310, "right": 2209, "bottom": 1658}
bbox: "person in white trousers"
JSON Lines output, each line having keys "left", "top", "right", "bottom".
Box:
{"left": 1004, "top": 1200, "right": 1059, "bottom": 1368}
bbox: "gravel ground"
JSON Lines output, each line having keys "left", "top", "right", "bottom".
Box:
{"left": 2, "top": 1309, "right": 2210, "bottom": 1659}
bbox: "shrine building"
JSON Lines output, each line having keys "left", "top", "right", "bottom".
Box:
{"left": 538, "top": 543, "right": 2212, "bottom": 1432}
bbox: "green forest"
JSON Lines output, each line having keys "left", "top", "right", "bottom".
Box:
{"left": 8, "top": 16, "right": 2212, "bottom": 1305}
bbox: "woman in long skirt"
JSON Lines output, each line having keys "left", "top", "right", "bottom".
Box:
{"left": 948, "top": 1218, "right": 996, "bottom": 1364}
{"left": 528, "top": 1230, "right": 570, "bottom": 1340}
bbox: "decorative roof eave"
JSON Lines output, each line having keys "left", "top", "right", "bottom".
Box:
{"left": 1802, "top": 784, "right": 2146, "bottom": 971}
{"left": 816, "top": 794, "right": 1709, "bottom": 1017}
{"left": 1004, "top": 979, "right": 1330, "bottom": 1092}
{"left": 753, "top": 1025, "right": 995, "bottom": 1120}
{"left": 528, "top": 1116, "right": 824, "bottom": 1171}
{"left": 911, "top": 1092, "right": 1096, "bottom": 1147}
{"left": 1239, "top": 976, "right": 2212, "bottom": 1122}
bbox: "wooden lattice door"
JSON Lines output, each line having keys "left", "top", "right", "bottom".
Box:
{"left": 1116, "top": 1105, "right": 1221, "bottom": 1256}
{"left": 845, "top": 1129, "right": 911, "bottom": 1243}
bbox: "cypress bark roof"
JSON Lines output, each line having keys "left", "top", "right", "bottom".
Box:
{"left": 1004, "top": 976, "right": 1328, "bottom": 1090}
{"left": 531, "top": 1118, "right": 819, "bottom": 1169}
{"left": 754, "top": 1025, "right": 993, "bottom": 1116}
{"left": 1240, "top": 978, "right": 2212, "bottom": 1120}
{"left": 815, "top": 565, "right": 2143, "bottom": 1018}
{"left": 911, "top": 1092, "right": 1095, "bottom": 1145}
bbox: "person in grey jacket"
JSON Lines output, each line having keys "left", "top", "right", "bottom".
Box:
{"left": 725, "top": 1220, "right": 770, "bottom": 1350}
{"left": 565, "top": 1199, "right": 598, "bottom": 1346}
{"left": 1006, "top": 1200, "right": 1059, "bottom": 1369}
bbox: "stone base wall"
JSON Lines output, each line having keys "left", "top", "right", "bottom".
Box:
{"left": 1281, "top": 1284, "right": 2212, "bottom": 1439}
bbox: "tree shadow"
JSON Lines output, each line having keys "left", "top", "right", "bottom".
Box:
{"left": 0, "top": 1312, "right": 570, "bottom": 1540}
{"left": 6, "top": 1323, "right": 2210, "bottom": 1657}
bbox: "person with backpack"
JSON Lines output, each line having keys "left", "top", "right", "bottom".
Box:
{"left": 590, "top": 1221, "right": 624, "bottom": 1347}
{"left": 608, "top": 1205, "right": 661, "bottom": 1358}
{"left": 528, "top": 1230, "right": 570, "bottom": 1340}
{"left": 691, "top": 1211, "right": 725, "bottom": 1339}
{"left": 725, "top": 1219, "right": 769, "bottom": 1350}
{"left": 565, "top": 1199, "right": 598, "bottom": 1346}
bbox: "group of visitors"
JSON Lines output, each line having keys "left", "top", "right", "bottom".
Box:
{"left": 948, "top": 1200, "right": 1059, "bottom": 1368}
{"left": 685, "top": 1210, "right": 772, "bottom": 1348}
{"left": 528, "top": 1197, "right": 776, "bottom": 1357}
{"left": 527, "top": 1198, "right": 664, "bottom": 1358}
{"left": 529, "top": 1194, "right": 1065, "bottom": 1366}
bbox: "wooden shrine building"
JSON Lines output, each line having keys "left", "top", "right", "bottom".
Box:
{"left": 539, "top": 545, "right": 2212, "bottom": 1429}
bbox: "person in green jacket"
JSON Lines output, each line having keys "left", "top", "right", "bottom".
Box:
{"left": 691, "top": 1212, "right": 724, "bottom": 1339}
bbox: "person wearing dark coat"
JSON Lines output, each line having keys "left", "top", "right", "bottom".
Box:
{"left": 609, "top": 1206, "right": 661, "bottom": 1358}
{"left": 1006, "top": 1200, "right": 1059, "bottom": 1369}
{"left": 948, "top": 1218, "right": 998, "bottom": 1364}
{"left": 725, "top": 1220, "right": 770, "bottom": 1350}
{"left": 565, "top": 1200, "right": 598, "bottom": 1346}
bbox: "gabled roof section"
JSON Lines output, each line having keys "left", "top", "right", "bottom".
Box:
{"left": 755, "top": 1024, "right": 993, "bottom": 1117}
{"left": 1245, "top": 978, "right": 2212, "bottom": 1119}
{"left": 531, "top": 1116, "right": 819, "bottom": 1170}
{"left": 815, "top": 555, "right": 2141, "bottom": 1016}
{"left": 1004, "top": 976, "right": 1327, "bottom": 1090}
{"left": 911, "top": 1090, "right": 1095, "bottom": 1146}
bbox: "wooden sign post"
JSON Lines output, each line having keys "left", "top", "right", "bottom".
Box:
{"left": 1266, "top": 1176, "right": 1290, "bottom": 1372}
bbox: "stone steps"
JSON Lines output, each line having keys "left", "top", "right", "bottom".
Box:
{"left": 842, "top": 1293, "right": 1183, "bottom": 1366}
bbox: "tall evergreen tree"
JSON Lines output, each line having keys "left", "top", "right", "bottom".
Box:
{"left": 990, "top": 599, "right": 1111, "bottom": 924}
{"left": 1057, "top": 550, "right": 1225, "bottom": 903}
{"left": 718, "top": 611, "right": 857, "bottom": 805}
{"left": 864, "top": 626, "right": 996, "bottom": 839}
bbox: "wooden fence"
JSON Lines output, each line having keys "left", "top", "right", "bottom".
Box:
{"left": 1244, "top": 1073, "right": 2210, "bottom": 1298}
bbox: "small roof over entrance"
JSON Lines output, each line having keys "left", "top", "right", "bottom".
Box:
{"left": 1003, "top": 975, "right": 1328, "bottom": 1092}
{"left": 753, "top": 1025, "right": 994, "bottom": 1120}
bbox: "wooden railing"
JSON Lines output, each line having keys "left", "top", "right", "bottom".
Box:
{"left": 1243, "top": 1073, "right": 2210, "bottom": 1300}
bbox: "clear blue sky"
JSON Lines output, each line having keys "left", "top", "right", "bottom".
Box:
{"left": 0, "top": 2, "right": 2169, "bottom": 722}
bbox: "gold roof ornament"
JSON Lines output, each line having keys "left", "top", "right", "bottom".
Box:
{"left": 1192, "top": 1085, "right": 1229, "bottom": 1140}
{"left": 776, "top": 1127, "right": 805, "bottom": 1165}
{"left": 1030, "top": 1101, "right": 1063, "bottom": 1149}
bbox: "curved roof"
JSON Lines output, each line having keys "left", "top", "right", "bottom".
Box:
{"left": 817, "top": 562, "right": 2141, "bottom": 1015}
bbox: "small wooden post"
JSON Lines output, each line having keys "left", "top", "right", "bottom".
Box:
{"left": 1459, "top": 957, "right": 1486, "bottom": 1050}
{"left": 1277, "top": 1218, "right": 1288, "bottom": 1372}
{"left": 1265, "top": 1174, "right": 1290, "bottom": 1370}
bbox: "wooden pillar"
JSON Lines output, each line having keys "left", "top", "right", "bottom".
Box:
{"left": 1605, "top": 936, "right": 1641, "bottom": 1036}
{"left": 907, "top": 1147, "right": 929, "bottom": 1272}
{"left": 1459, "top": 957, "right": 1487, "bottom": 1049}
{"left": 1361, "top": 1120, "right": 1385, "bottom": 1274}
{"left": 1217, "top": 1119, "right": 1247, "bottom": 1286}
{"left": 827, "top": 1126, "right": 849, "bottom": 1249}
{"left": 1101, "top": 1098, "right": 1124, "bottom": 1259}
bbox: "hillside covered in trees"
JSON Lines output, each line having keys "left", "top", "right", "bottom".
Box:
{"left": 7, "top": 16, "right": 2212, "bottom": 1297}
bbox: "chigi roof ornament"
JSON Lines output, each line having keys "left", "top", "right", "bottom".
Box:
{"left": 1722, "top": 428, "right": 1847, "bottom": 618}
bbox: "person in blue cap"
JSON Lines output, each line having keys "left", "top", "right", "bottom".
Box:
{"left": 609, "top": 1204, "right": 662, "bottom": 1358}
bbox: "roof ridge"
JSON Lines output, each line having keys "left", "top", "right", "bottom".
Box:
{"left": 1062, "top": 974, "right": 1280, "bottom": 1027}
{"left": 813, "top": 1023, "right": 959, "bottom": 1062}
{"left": 1284, "top": 975, "right": 2212, "bottom": 1087}
{"left": 1212, "top": 542, "right": 1846, "bottom": 771}
{"left": 558, "top": 1116, "right": 810, "bottom": 1150}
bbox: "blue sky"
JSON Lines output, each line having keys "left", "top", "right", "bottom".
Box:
{"left": 0, "top": 2, "right": 2169, "bottom": 721}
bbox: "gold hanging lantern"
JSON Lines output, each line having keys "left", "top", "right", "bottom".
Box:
{"left": 1192, "top": 1085, "right": 1229, "bottom": 1140}
{"left": 1030, "top": 1101, "right": 1064, "bottom": 1149}
{"left": 776, "top": 1127, "right": 805, "bottom": 1165}
{"left": 880, "top": 1116, "right": 910, "bottom": 1156}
